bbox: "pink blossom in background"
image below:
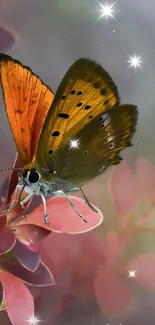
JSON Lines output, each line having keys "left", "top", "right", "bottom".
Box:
{"left": 35, "top": 157, "right": 155, "bottom": 322}
{"left": 109, "top": 158, "right": 155, "bottom": 232}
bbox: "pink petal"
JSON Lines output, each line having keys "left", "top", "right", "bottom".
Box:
{"left": 95, "top": 265, "right": 132, "bottom": 315}
{"left": 136, "top": 157, "right": 155, "bottom": 202}
{"left": 103, "top": 230, "right": 122, "bottom": 266}
{"left": 3, "top": 260, "right": 55, "bottom": 287}
{"left": 15, "top": 196, "right": 103, "bottom": 234}
{"left": 126, "top": 254, "right": 155, "bottom": 290}
{"left": 69, "top": 234, "right": 105, "bottom": 298}
{"left": 0, "top": 215, "right": 6, "bottom": 228}
{"left": 34, "top": 286, "right": 71, "bottom": 324}
{"left": 12, "top": 240, "right": 40, "bottom": 271}
{"left": 109, "top": 161, "right": 139, "bottom": 216}
{"left": 14, "top": 224, "right": 50, "bottom": 245}
{"left": 71, "top": 234, "right": 105, "bottom": 278}
{"left": 39, "top": 233, "right": 73, "bottom": 286}
{"left": 0, "top": 227, "right": 16, "bottom": 254}
{"left": 0, "top": 270, "right": 34, "bottom": 325}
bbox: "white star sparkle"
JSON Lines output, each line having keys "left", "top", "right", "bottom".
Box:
{"left": 69, "top": 139, "right": 80, "bottom": 149}
{"left": 128, "top": 269, "right": 136, "bottom": 278}
{"left": 27, "top": 315, "right": 42, "bottom": 325}
{"left": 127, "top": 55, "right": 143, "bottom": 69}
{"left": 96, "top": 1, "right": 117, "bottom": 22}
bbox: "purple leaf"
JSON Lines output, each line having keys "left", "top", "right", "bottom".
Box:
{"left": 13, "top": 240, "right": 40, "bottom": 271}
{"left": 3, "top": 260, "right": 56, "bottom": 286}
{"left": 0, "top": 227, "right": 16, "bottom": 254}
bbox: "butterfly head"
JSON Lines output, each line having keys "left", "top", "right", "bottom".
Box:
{"left": 21, "top": 169, "right": 41, "bottom": 186}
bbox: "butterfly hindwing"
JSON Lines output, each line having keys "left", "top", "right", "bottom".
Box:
{"left": 0, "top": 53, "right": 54, "bottom": 167}
{"left": 36, "top": 58, "right": 120, "bottom": 176}
{"left": 52, "top": 104, "right": 138, "bottom": 187}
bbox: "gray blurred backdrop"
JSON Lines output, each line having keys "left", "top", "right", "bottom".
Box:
{"left": 0, "top": 1, "right": 155, "bottom": 324}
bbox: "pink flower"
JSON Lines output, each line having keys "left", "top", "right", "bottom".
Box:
{"left": 0, "top": 154, "right": 103, "bottom": 324}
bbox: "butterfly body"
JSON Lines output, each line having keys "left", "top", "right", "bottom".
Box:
{"left": 19, "top": 169, "right": 77, "bottom": 195}
{"left": 0, "top": 53, "right": 138, "bottom": 223}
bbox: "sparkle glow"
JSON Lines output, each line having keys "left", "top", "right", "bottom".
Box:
{"left": 127, "top": 55, "right": 143, "bottom": 69}
{"left": 69, "top": 139, "right": 79, "bottom": 149}
{"left": 96, "top": 0, "right": 117, "bottom": 21}
{"left": 27, "top": 315, "right": 42, "bottom": 325}
{"left": 128, "top": 269, "right": 136, "bottom": 278}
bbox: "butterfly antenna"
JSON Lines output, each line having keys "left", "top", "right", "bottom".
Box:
{"left": 0, "top": 167, "right": 24, "bottom": 172}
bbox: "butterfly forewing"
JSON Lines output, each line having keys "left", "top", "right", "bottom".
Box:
{"left": 36, "top": 58, "right": 120, "bottom": 176}
{"left": 0, "top": 54, "right": 138, "bottom": 189}
{"left": 0, "top": 54, "right": 54, "bottom": 167}
{"left": 51, "top": 104, "right": 138, "bottom": 187}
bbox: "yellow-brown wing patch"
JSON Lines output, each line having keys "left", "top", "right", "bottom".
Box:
{"left": 36, "top": 58, "right": 120, "bottom": 175}
{"left": 0, "top": 53, "right": 54, "bottom": 167}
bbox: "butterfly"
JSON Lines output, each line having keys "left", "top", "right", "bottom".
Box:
{"left": 0, "top": 53, "right": 138, "bottom": 224}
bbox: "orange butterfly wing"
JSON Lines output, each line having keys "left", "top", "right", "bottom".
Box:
{"left": 0, "top": 54, "right": 54, "bottom": 168}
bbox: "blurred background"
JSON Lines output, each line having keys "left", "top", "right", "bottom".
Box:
{"left": 0, "top": 0, "right": 155, "bottom": 324}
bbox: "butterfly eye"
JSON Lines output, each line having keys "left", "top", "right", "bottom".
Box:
{"left": 23, "top": 170, "right": 41, "bottom": 184}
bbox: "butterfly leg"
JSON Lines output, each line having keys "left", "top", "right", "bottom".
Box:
{"left": 40, "top": 194, "right": 48, "bottom": 225}
{"left": 53, "top": 190, "right": 88, "bottom": 223}
{"left": 79, "top": 188, "right": 98, "bottom": 213}
{"left": 20, "top": 193, "right": 49, "bottom": 224}
{"left": 20, "top": 193, "right": 34, "bottom": 209}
